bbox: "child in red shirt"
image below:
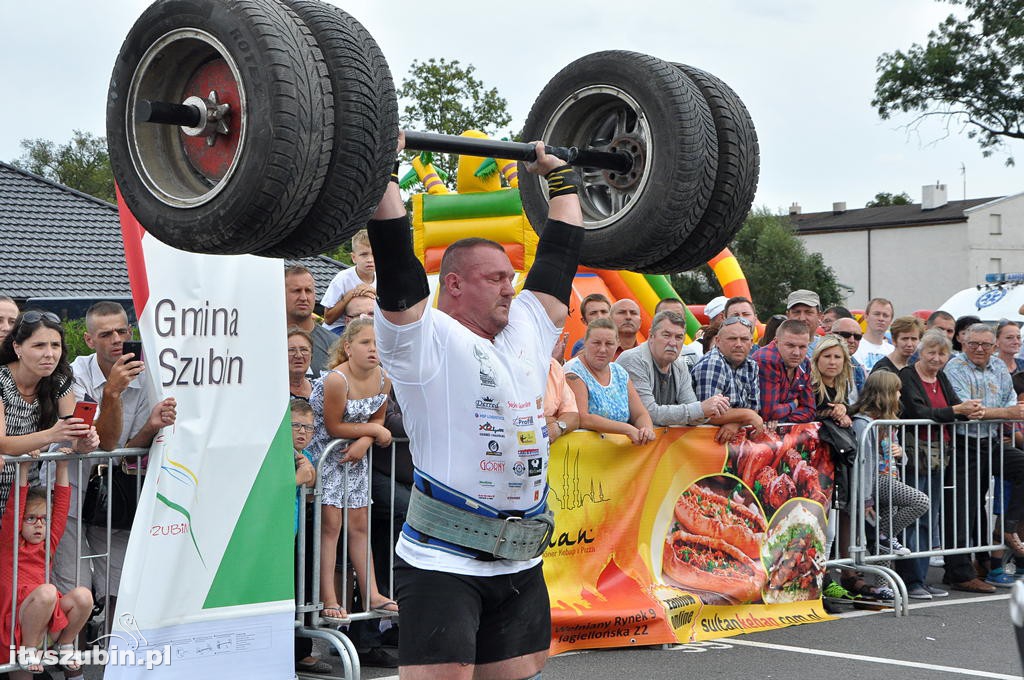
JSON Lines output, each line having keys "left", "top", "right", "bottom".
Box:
{"left": 1, "top": 459, "right": 93, "bottom": 675}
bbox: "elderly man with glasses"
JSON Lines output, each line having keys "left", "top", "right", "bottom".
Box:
{"left": 692, "top": 315, "right": 765, "bottom": 443}
{"left": 942, "top": 323, "right": 1024, "bottom": 592}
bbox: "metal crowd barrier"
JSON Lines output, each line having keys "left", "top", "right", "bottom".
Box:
{"left": 827, "top": 418, "right": 1021, "bottom": 617}
{"left": 296, "top": 438, "right": 405, "bottom": 680}
{"left": 0, "top": 447, "right": 147, "bottom": 674}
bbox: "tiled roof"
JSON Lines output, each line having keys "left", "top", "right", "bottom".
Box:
{"left": 789, "top": 197, "right": 999, "bottom": 234}
{"left": 0, "top": 161, "right": 344, "bottom": 301}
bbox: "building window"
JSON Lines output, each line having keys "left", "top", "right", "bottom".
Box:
{"left": 991, "top": 257, "right": 1003, "bottom": 274}
{"left": 990, "top": 214, "right": 1002, "bottom": 235}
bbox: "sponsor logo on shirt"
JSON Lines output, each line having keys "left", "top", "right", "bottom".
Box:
{"left": 479, "top": 480, "right": 495, "bottom": 488}
{"left": 475, "top": 412, "right": 504, "bottom": 421}
{"left": 475, "top": 396, "right": 500, "bottom": 411}
{"left": 474, "top": 346, "right": 498, "bottom": 388}
{"left": 512, "top": 416, "right": 534, "bottom": 427}
{"left": 541, "top": 425, "right": 549, "bottom": 439}
{"left": 517, "top": 431, "right": 537, "bottom": 445}
{"left": 512, "top": 461, "right": 526, "bottom": 476}
{"left": 478, "top": 421, "right": 505, "bottom": 437}
{"left": 480, "top": 460, "right": 506, "bottom": 473}
{"left": 536, "top": 396, "right": 543, "bottom": 409}
{"left": 507, "top": 481, "right": 524, "bottom": 489}
{"left": 517, "top": 447, "right": 539, "bottom": 457}
{"left": 528, "top": 458, "right": 543, "bottom": 476}
{"left": 506, "top": 399, "right": 532, "bottom": 409}
{"left": 507, "top": 495, "right": 521, "bottom": 501}
{"left": 534, "top": 489, "right": 541, "bottom": 501}
{"left": 479, "top": 494, "right": 495, "bottom": 500}
{"left": 533, "top": 479, "right": 544, "bottom": 487}
{"left": 486, "top": 440, "right": 501, "bottom": 455}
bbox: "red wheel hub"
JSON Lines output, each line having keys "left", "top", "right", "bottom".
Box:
{"left": 179, "top": 58, "right": 241, "bottom": 182}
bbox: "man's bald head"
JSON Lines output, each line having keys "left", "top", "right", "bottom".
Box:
{"left": 831, "top": 317, "right": 863, "bottom": 356}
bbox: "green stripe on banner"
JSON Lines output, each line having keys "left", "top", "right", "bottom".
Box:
{"left": 203, "top": 410, "right": 295, "bottom": 608}
{"left": 644, "top": 274, "right": 701, "bottom": 338}
{"left": 422, "top": 188, "right": 523, "bottom": 221}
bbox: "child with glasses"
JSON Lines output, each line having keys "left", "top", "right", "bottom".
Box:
{"left": 0, "top": 458, "right": 93, "bottom": 674}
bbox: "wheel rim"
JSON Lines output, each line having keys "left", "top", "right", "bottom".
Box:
{"left": 126, "top": 29, "right": 246, "bottom": 208}
{"left": 540, "top": 86, "right": 652, "bottom": 230}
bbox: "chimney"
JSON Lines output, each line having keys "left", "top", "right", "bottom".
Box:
{"left": 832, "top": 201, "right": 846, "bottom": 215}
{"left": 922, "top": 181, "right": 948, "bottom": 210}
{"left": 789, "top": 202, "right": 802, "bottom": 215}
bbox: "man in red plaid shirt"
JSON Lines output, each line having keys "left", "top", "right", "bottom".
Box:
{"left": 751, "top": 319, "right": 816, "bottom": 423}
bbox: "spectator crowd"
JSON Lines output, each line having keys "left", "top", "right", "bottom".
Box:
{"left": 4, "top": 237, "right": 1024, "bottom": 674}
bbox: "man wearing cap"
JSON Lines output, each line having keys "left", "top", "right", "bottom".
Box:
{"left": 786, "top": 289, "right": 822, "bottom": 358}
{"left": 704, "top": 295, "right": 728, "bottom": 326}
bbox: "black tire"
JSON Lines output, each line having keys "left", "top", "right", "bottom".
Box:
{"left": 257, "top": 0, "right": 397, "bottom": 258}
{"left": 635, "top": 64, "right": 759, "bottom": 274}
{"left": 519, "top": 51, "right": 717, "bottom": 271}
{"left": 106, "top": 0, "right": 334, "bottom": 254}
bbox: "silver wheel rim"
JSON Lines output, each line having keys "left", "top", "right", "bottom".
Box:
{"left": 539, "top": 85, "right": 652, "bottom": 230}
{"left": 125, "top": 29, "right": 247, "bottom": 208}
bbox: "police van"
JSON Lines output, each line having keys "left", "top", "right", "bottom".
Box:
{"left": 939, "top": 273, "right": 1024, "bottom": 323}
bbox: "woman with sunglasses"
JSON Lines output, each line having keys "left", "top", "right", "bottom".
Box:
{"left": 0, "top": 312, "right": 99, "bottom": 506}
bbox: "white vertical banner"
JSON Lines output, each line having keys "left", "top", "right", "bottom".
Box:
{"left": 106, "top": 203, "right": 295, "bottom": 678}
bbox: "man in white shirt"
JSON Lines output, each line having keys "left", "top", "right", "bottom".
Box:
{"left": 854, "top": 297, "right": 895, "bottom": 371}
{"left": 369, "top": 134, "right": 581, "bottom": 679}
{"left": 52, "top": 302, "right": 176, "bottom": 626}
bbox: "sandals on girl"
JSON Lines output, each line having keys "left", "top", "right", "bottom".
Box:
{"left": 320, "top": 603, "right": 350, "bottom": 623}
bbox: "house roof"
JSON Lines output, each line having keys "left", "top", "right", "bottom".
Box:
{"left": 789, "top": 197, "right": 999, "bottom": 234}
{"left": 0, "top": 161, "right": 345, "bottom": 302}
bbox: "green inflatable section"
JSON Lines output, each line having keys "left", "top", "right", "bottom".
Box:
{"left": 422, "top": 188, "right": 524, "bottom": 221}
{"left": 644, "top": 274, "right": 702, "bottom": 338}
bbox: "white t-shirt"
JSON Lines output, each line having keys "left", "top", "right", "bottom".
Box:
{"left": 320, "top": 266, "right": 376, "bottom": 331}
{"left": 854, "top": 338, "right": 894, "bottom": 372}
{"left": 375, "top": 291, "right": 558, "bottom": 576}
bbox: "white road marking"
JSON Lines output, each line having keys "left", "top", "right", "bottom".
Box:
{"left": 724, "top": 638, "right": 1022, "bottom": 679}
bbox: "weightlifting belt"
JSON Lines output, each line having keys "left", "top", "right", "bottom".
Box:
{"left": 405, "top": 472, "right": 554, "bottom": 561}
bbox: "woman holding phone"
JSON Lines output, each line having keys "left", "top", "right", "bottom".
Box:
{"left": 0, "top": 312, "right": 99, "bottom": 507}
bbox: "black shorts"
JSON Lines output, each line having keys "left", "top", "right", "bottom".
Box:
{"left": 393, "top": 557, "right": 551, "bottom": 666}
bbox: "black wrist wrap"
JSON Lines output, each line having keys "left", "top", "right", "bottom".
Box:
{"left": 390, "top": 161, "right": 401, "bottom": 184}
{"left": 367, "top": 216, "right": 430, "bottom": 311}
{"left": 524, "top": 219, "right": 584, "bottom": 306}
{"left": 545, "top": 164, "right": 580, "bottom": 199}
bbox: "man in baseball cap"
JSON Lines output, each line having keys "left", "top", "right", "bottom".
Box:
{"left": 704, "top": 296, "right": 728, "bottom": 325}
{"left": 786, "top": 289, "right": 821, "bottom": 357}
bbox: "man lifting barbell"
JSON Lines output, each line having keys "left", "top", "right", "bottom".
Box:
{"left": 369, "top": 131, "right": 581, "bottom": 679}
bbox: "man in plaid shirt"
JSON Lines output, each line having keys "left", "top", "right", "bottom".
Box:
{"left": 752, "top": 319, "right": 816, "bottom": 423}
{"left": 692, "top": 316, "right": 765, "bottom": 442}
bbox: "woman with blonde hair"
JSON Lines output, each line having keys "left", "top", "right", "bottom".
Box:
{"left": 308, "top": 317, "right": 396, "bottom": 621}
{"left": 811, "top": 334, "right": 855, "bottom": 427}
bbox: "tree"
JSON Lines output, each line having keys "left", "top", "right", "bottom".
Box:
{"left": 12, "top": 130, "right": 115, "bottom": 203}
{"left": 872, "top": 0, "right": 1024, "bottom": 166}
{"left": 397, "top": 58, "right": 513, "bottom": 189}
{"left": 671, "top": 208, "right": 843, "bottom": 318}
{"left": 865, "top": 191, "right": 912, "bottom": 207}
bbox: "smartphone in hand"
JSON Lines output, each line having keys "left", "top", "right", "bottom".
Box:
{"left": 122, "top": 340, "right": 143, "bottom": 361}
{"left": 71, "top": 401, "right": 98, "bottom": 429}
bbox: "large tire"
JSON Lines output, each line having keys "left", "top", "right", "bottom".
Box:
{"left": 257, "top": 0, "right": 397, "bottom": 258}
{"left": 106, "top": 0, "right": 334, "bottom": 254}
{"left": 519, "top": 51, "right": 717, "bottom": 271}
{"left": 636, "top": 64, "right": 759, "bottom": 274}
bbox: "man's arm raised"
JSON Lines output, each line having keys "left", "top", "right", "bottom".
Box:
{"left": 366, "top": 132, "right": 430, "bottom": 327}
{"left": 522, "top": 142, "right": 584, "bottom": 328}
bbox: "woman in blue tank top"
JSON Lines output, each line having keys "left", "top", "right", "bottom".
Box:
{"left": 564, "top": 318, "right": 656, "bottom": 445}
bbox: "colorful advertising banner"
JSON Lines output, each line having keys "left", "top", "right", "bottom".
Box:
{"left": 544, "top": 424, "right": 835, "bottom": 655}
{"left": 105, "top": 199, "right": 295, "bottom": 678}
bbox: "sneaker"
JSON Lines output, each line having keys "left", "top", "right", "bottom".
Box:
{"left": 878, "top": 536, "right": 912, "bottom": 555}
{"left": 985, "top": 569, "right": 1016, "bottom": 588}
{"left": 906, "top": 583, "right": 933, "bottom": 600}
{"left": 924, "top": 584, "right": 949, "bottom": 597}
{"left": 929, "top": 555, "right": 944, "bottom": 568}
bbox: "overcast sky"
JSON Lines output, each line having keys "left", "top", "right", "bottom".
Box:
{"left": 3, "top": 0, "right": 1019, "bottom": 213}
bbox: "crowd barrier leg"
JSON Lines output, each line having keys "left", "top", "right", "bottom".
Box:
{"left": 296, "top": 624, "right": 360, "bottom": 680}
